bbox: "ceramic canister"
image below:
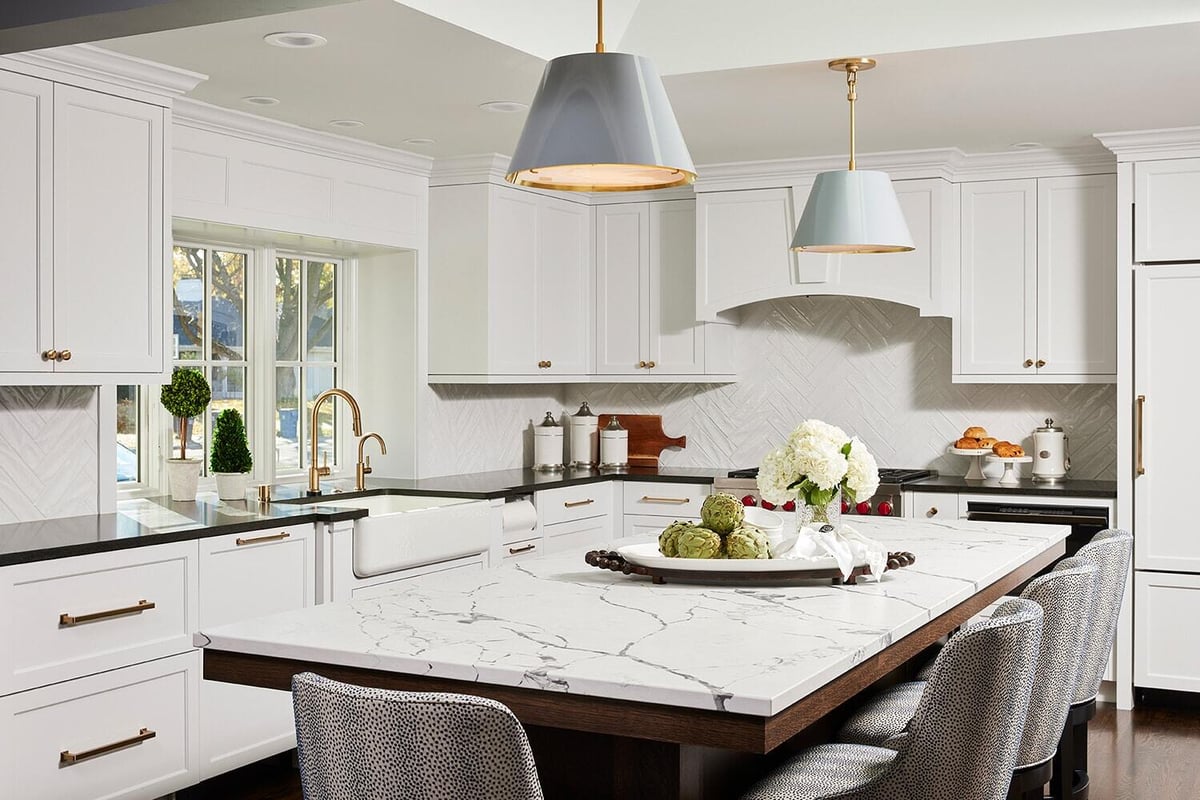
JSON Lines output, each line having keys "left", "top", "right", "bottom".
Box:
{"left": 569, "top": 401, "right": 599, "bottom": 467}
{"left": 1031, "top": 418, "right": 1070, "bottom": 483}
{"left": 533, "top": 412, "right": 564, "bottom": 471}
{"left": 600, "top": 415, "right": 629, "bottom": 469}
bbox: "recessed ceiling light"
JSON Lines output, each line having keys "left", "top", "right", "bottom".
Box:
{"left": 478, "top": 100, "right": 528, "bottom": 114}
{"left": 1009, "top": 141, "right": 1043, "bottom": 150}
{"left": 263, "top": 31, "right": 327, "bottom": 49}
{"left": 329, "top": 119, "right": 364, "bottom": 129}
{"left": 242, "top": 96, "right": 280, "bottom": 106}
{"left": 402, "top": 137, "right": 436, "bottom": 145}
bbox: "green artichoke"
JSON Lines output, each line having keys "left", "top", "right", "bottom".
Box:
{"left": 725, "top": 524, "right": 771, "bottom": 560}
{"left": 700, "top": 492, "right": 744, "bottom": 534}
{"left": 675, "top": 526, "right": 723, "bottom": 559}
{"left": 658, "top": 520, "right": 694, "bottom": 557}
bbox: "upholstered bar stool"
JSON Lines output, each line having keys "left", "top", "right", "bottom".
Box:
{"left": 837, "top": 559, "right": 1097, "bottom": 800}
{"left": 1050, "top": 529, "right": 1133, "bottom": 800}
{"left": 740, "top": 598, "right": 1044, "bottom": 800}
{"left": 291, "top": 672, "right": 544, "bottom": 800}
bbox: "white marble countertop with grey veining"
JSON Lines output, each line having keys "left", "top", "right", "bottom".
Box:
{"left": 197, "top": 517, "right": 1067, "bottom": 717}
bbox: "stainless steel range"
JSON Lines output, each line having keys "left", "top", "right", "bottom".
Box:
{"left": 714, "top": 468, "right": 938, "bottom": 518}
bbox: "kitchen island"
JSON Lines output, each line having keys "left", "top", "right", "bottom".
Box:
{"left": 200, "top": 517, "right": 1068, "bottom": 799}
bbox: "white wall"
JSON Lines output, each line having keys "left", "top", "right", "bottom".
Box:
{"left": 0, "top": 387, "right": 100, "bottom": 523}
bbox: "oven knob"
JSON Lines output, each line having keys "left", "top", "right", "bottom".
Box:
{"left": 741, "top": 494, "right": 757, "bottom": 507}
{"left": 782, "top": 499, "right": 796, "bottom": 512}
{"left": 841, "top": 499, "right": 851, "bottom": 515}
{"left": 856, "top": 501, "right": 872, "bottom": 515}
{"left": 760, "top": 499, "right": 777, "bottom": 511}
{"left": 877, "top": 500, "right": 894, "bottom": 516}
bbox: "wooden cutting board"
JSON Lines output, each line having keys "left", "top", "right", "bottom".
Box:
{"left": 597, "top": 414, "right": 686, "bottom": 467}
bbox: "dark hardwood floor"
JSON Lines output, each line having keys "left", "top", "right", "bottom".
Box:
{"left": 180, "top": 703, "right": 1200, "bottom": 800}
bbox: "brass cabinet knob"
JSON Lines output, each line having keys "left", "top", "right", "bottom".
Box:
{"left": 42, "top": 349, "right": 59, "bottom": 361}
{"left": 927, "top": 507, "right": 938, "bottom": 517}
{"left": 646, "top": 360, "right": 656, "bottom": 368}
{"left": 1023, "top": 359, "right": 1034, "bottom": 368}
{"left": 537, "top": 360, "right": 551, "bottom": 369}
{"left": 59, "top": 349, "right": 71, "bottom": 361}
{"left": 1036, "top": 359, "right": 1046, "bottom": 368}
{"left": 637, "top": 360, "right": 647, "bottom": 368}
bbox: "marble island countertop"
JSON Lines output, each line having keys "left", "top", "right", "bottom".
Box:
{"left": 198, "top": 517, "right": 1068, "bottom": 717}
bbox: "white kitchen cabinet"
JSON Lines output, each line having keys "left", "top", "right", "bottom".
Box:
{"left": 622, "top": 514, "right": 702, "bottom": 540}
{"left": 536, "top": 482, "right": 614, "bottom": 527}
{"left": 0, "top": 78, "right": 166, "bottom": 382}
{"left": 956, "top": 176, "right": 1116, "bottom": 382}
{"left": 197, "top": 525, "right": 315, "bottom": 779}
{"left": 903, "top": 491, "right": 957, "bottom": 521}
{"left": 543, "top": 515, "right": 612, "bottom": 555}
{"left": 1134, "top": 571, "right": 1200, "bottom": 692}
{"left": 1134, "top": 158, "right": 1200, "bottom": 263}
{"left": 595, "top": 203, "right": 647, "bottom": 374}
{"left": 429, "top": 183, "right": 592, "bottom": 382}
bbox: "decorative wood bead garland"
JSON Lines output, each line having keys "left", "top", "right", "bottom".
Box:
{"left": 584, "top": 550, "right": 916, "bottom": 585}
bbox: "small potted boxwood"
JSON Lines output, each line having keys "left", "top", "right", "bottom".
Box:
{"left": 211, "top": 408, "right": 253, "bottom": 501}
{"left": 160, "top": 368, "right": 211, "bottom": 501}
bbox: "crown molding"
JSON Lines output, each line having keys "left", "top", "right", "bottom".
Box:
{"left": 1, "top": 44, "right": 206, "bottom": 100}
{"left": 173, "top": 98, "right": 434, "bottom": 178}
{"left": 949, "top": 145, "right": 1115, "bottom": 181}
{"left": 429, "top": 153, "right": 511, "bottom": 186}
{"left": 1095, "top": 126, "right": 1200, "bottom": 162}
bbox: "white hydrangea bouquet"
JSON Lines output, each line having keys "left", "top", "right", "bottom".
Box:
{"left": 757, "top": 419, "right": 880, "bottom": 524}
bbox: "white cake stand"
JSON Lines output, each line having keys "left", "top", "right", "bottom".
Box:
{"left": 987, "top": 455, "right": 1033, "bottom": 486}
{"left": 947, "top": 446, "right": 992, "bottom": 481}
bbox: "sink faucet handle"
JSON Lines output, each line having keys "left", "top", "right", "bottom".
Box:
{"left": 316, "top": 450, "right": 331, "bottom": 478}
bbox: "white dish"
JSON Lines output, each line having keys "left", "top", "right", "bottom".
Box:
{"left": 947, "top": 446, "right": 993, "bottom": 456}
{"left": 617, "top": 541, "right": 846, "bottom": 572}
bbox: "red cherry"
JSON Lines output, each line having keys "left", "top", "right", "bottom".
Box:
{"left": 856, "top": 501, "right": 872, "bottom": 515}
{"left": 841, "top": 499, "right": 851, "bottom": 514}
{"left": 782, "top": 499, "right": 796, "bottom": 512}
{"left": 741, "top": 495, "right": 757, "bottom": 507}
{"left": 878, "top": 500, "right": 894, "bottom": 516}
{"left": 760, "top": 499, "right": 777, "bottom": 511}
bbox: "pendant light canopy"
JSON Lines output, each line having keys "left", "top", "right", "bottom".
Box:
{"left": 791, "top": 58, "right": 914, "bottom": 254}
{"left": 506, "top": 0, "right": 695, "bottom": 192}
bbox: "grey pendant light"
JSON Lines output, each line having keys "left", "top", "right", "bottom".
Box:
{"left": 506, "top": 0, "right": 696, "bottom": 192}
{"left": 792, "top": 58, "right": 914, "bottom": 253}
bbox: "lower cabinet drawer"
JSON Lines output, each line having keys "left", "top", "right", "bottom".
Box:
{"left": 622, "top": 514, "right": 701, "bottom": 540}
{"left": 1134, "top": 571, "right": 1200, "bottom": 692}
{"left": 544, "top": 515, "right": 612, "bottom": 555}
{"left": 537, "top": 482, "right": 613, "bottom": 527}
{"left": 501, "top": 538, "right": 541, "bottom": 561}
{"left": 622, "top": 482, "right": 709, "bottom": 517}
{"left": 0, "top": 541, "right": 198, "bottom": 695}
{"left": 0, "top": 651, "right": 199, "bottom": 800}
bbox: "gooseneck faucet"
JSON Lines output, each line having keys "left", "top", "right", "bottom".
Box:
{"left": 307, "top": 388, "right": 363, "bottom": 495}
{"left": 356, "top": 433, "right": 387, "bottom": 491}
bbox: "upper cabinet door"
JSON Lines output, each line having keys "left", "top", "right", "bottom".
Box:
{"left": 648, "top": 199, "right": 703, "bottom": 375}
{"left": 696, "top": 188, "right": 796, "bottom": 321}
{"left": 595, "top": 204, "right": 649, "bottom": 375}
{"left": 1037, "top": 175, "right": 1117, "bottom": 377}
{"left": 1135, "top": 158, "right": 1200, "bottom": 263}
{"left": 536, "top": 196, "right": 591, "bottom": 375}
{"left": 53, "top": 86, "right": 164, "bottom": 374}
{"left": 487, "top": 188, "right": 540, "bottom": 374}
{"left": 0, "top": 71, "right": 53, "bottom": 373}
{"left": 959, "top": 180, "right": 1038, "bottom": 376}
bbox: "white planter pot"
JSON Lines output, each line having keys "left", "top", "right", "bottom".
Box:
{"left": 165, "top": 459, "right": 202, "bottom": 502}
{"left": 214, "top": 472, "right": 250, "bottom": 502}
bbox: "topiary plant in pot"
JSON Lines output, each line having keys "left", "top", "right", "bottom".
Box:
{"left": 211, "top": 408, "right": 253, "bottom": 501}
{"left": 160, "top": 368, "right": 211, "bottom": 501}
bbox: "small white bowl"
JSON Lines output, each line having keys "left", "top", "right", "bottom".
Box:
{"left": 743, "top": 506, "right": 793, "bottom": 556}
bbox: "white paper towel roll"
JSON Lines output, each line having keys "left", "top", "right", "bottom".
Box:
{"left": 502, "top": 499, "right": 538, "bottom": 535}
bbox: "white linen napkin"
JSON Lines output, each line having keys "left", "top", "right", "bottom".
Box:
{"left": 775, "top": 523, "right": 888, "bottom": 581}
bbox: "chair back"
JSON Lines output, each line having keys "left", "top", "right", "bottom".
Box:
{"left": 1072, "top": 529, "right": 1133, "bottom": 703}
{"left": 1012, "top": 558, "right": 1097, "bottom": 768}
{"left": 880, "top": 598, "right": 1044, "bottom": 800}
{"left": 292, "top": 672, "right": 544, "bottom": 800}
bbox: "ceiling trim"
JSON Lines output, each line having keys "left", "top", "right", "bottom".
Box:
{"left": 2, "top": 43, "right": 206, "bottom": 99}
{"left": 429, "top": 153, "right": 511, "bottom": 186}
{"left": 1095, "top": 126, "right": 1200, "bottom": 162}
{"left": 173, "top": 98, "right": 434, "bottom": 177}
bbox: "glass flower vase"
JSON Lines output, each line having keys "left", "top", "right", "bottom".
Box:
{"left": 796, "top": 489, "right": 842, "bottom": 532}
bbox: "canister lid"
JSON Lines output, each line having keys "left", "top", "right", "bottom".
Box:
{"left": 1036, "top": 418, "right": 1063, "bottom": 432}
{"left": 604, "top": 416, "right": 625, "bottom": 431}
{"left": 539, "top": 412, "right": 559, "bottom": 427}
{"left": 573, "top": 401, "right": 595, "bottom": 417}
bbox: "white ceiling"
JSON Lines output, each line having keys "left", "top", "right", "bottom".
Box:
{"left": 99, "top": 0, "right": 1200, "bottom": 164}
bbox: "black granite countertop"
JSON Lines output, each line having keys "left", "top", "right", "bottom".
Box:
{"left": 904, "top": 475, "right": 1117, "bottom": 499}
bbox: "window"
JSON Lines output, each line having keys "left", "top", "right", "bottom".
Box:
{"left": 116, "top": 241, "right": 347, "bottom": 488}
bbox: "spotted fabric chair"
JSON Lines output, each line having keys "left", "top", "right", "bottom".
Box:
{"left": 740, "top": 598, "right": 1044, "bottom": 800}
{"left": 1050, "top": 529, "right": 1133, "bottom": 800}
{"left": 291, "top": 672, "right": 544, "bottom": 800}
{"left": 836, "top": 559, "right": 1097, "bottom": 800}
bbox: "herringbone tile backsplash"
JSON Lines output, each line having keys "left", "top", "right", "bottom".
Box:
{"left": 421, "top": 296, "right": 1116, "bottom": 481}
{"left": 0, "top": 387, "right": 98, "bottom": 523}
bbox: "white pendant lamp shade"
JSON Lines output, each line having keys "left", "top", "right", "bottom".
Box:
{"left": 792, "top": 57, "right": 914, "bottom": 254}
{"left": 791, "top": 170, "right": 914, "bottom": 253}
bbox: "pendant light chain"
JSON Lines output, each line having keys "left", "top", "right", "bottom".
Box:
{"left": 596, "top": 0, "right": 605, "bottom": 53}
{"left": 846, "top": 66, "right": 859, "bottom": 171}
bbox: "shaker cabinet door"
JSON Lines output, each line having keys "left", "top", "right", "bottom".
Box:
{"left": 487, "top": 188, "right": 540, "bottom": 374}
{"left": 536, "top": 197, "right": 592, "bottom": 375}
{"left": 1134, "top": 158, "right": 1200, "bottom": 263}
{"left": 647, "top": 199, "right": 704, "bottom": 375}
{"left": 595, "top": 203, "right": 648, "bottom": 375}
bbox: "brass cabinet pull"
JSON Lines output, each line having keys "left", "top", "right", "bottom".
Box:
{"left": 1136, "top": 394, "right": 1146, "bottom": 476}
{"left": 646, "top": 360, "right": 656, "bottom": 368}
{"left": 641, "top": 496, "right": 689, "bottom": 505}
{"left": 42, "top": 349, "right": 59, "bottom": 361}
{"left": 545, "top": 360, "right": 551, "bottom": 368}
{"left": 59, "top": 349, "right": 72, "bottom": 361}
{"left": 927, "top": 507, "right": 938, "bottom": 517}
{"left": 1023, "top": 359, "right": 1034, "bottom": 368}
{"left": 236, "top": 531, "right": 290, "bottom": 547}
{"left": 60, "top": 599, "right": 155, "bottom": 627}
{"left": 1036, "top": 359, "right": 1046, "bottom": 368}
{"left": 60, "top": 728, "right": 156, "bottom": 765}
{"left": 537, "top": 360, "right": 553, "bottom": 369}
{"left": 508, "top": 543, "right": 537, "bottom": 555}
{"left": 637, "top": 360, "right": 647, "bottom": 368}
{"left": 563, "top": 498, "right": 595, "bottom": 508}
